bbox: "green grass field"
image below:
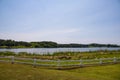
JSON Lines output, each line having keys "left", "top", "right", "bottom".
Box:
{"left": 0, "top": 62, "right": 120, "bottom": 80}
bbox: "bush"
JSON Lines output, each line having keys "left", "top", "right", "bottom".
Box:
{"left": 0, "top": 51, "right": 16, "bottom": 56}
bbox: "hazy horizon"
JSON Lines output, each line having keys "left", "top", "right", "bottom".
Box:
{"left": 0, "top": 0, "right": 120, "bottom": 44}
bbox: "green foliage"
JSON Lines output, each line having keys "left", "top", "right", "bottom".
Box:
{"left": 0, "top": 51, "right": 16, "bottom": 56}
{"left": 0, "top": 39, "right": 31, "bottom": 48}
{"left": 52, "top": 50, "right": 120, "bottom": 60}
{"left": 0, "top": 39, "right": 120, "bottom": 48}
{"left": 31, "top": 41, "right": 57, "bottom": 48}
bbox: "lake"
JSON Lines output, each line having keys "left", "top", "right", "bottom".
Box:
{"left": 0, "top": 47, "right": 120, "bottom": 54}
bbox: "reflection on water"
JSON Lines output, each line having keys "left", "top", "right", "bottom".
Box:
{"left": 0, "top": 47, "right": 120, "bottom": 54}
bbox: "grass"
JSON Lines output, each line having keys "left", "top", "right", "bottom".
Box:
{"left": 0, "top": 56, "right": 119, "bottom": 67}
{"left": 68, "top": 64, "right": 120, "bottom": 80}
{"left": 0, "top": 62, "right": 120, "bottom": 80}
{"left": 0, "top": 55, "right": 120, "bottom": 67}
{"left": 1, "top": 50, "right": 120, "bottom": 60}
{"left": 0, "top": 50, "right": 120, "bottom": 79}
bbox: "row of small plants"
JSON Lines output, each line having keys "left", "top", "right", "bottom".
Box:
{"left": 0, "top": 50, "right": 120, "bottom": 60}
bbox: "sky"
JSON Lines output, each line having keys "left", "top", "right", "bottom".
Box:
{"left": 0, "top": 0, "right": 120, "bottom": 44}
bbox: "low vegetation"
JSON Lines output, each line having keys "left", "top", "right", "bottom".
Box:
{"left": 0, "top": 62, "right": 120, "bottom": 80}
{"left": 0, "top": 50, "right": 120, "bottom": 80}
{"left": 0, "top": 50, "right": 120, "bottom": 60}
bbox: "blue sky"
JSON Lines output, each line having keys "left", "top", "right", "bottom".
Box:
{"left": 0, "top": 0, "right": 120, "bottom": 44}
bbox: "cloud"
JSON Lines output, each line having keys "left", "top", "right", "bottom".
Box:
{"left": 0, "top": 0, "right": 120, "bottom": 44}
{"left": 0, "top": 28, "right": 79, "bottom": 41}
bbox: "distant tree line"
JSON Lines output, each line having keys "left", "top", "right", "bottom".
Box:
{"left": 0, "top": 39, "right": 119, "bottom": 48}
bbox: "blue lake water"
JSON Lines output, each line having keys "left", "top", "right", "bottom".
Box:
{"left": 0, "top": 47, "right": 120, "bottom": 54}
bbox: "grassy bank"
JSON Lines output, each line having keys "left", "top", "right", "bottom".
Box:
{"left": 0, "top": 62, "right": 120, "bottom": 80}
{"left": 0, "top": 50, "right": 120, "bottom": 60}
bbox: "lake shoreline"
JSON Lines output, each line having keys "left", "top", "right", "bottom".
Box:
{"left": 0, "top": 47, "right": 120, "bottom": 54}
{"left": 0, "top": 50, "right": 120, "bottom": 60}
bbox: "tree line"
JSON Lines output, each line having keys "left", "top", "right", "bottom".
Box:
{"left": 0, "top": 39, "right": 119, "bottom": 48}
